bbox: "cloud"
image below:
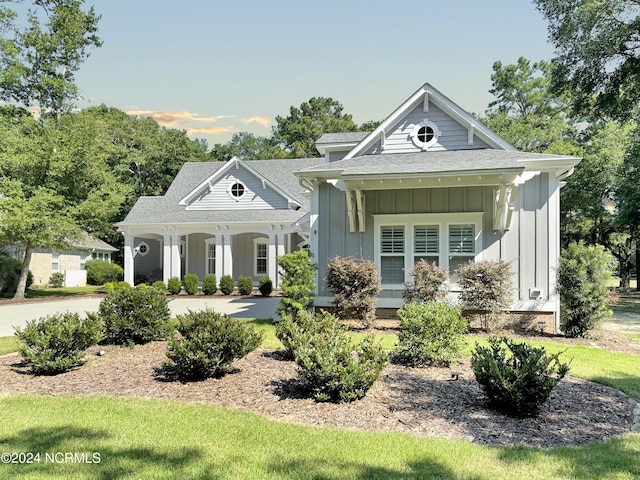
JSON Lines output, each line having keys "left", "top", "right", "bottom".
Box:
{"left": 186, "top": 126, "right": 232, "bottom": 135}
{"left": 125, "top": 109, "right": 231, "bottom": 128}
{"left": 242, "top": 116, "right": 270, "bottom": 127}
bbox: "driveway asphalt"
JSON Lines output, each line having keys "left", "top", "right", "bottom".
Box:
{"left": 0, "top": 296, "right": 281, "bottom": 337}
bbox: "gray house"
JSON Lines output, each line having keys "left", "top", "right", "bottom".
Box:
{"left": 117, "top": 83, "right": 580, "bottom": 332}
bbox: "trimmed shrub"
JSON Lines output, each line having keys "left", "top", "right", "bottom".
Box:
{"left": 471, "top": 337, "right": 570, "bottom": 417}
{"left": 326, "top": 256, "right": 381, "bottom": 327}
{"left": 202, "top": 275, "right": 217, "bottom": 295}
{"left": 85, "top": 259, "right": 123, "bottom": 285}
{"left": 49, "top": 272, "right": 65, "bottom": 288}
{"left": 103, "top": 281, "right": 131, "bottom": 293}
{"left": 277, "top": 250, "right": 316, "bottom": 318}
{"left": 167, "top": 277, "right": 181, "bottom": 295}
{"left": 403, "top": 260, "right": 448, "bottom": 303}
{"left": 258, "top": 276, "right": 273, "bottom": 297}
{"left": 456, "top": 259, "right": 513, "bottom": 331}
{"left": 152, "top": 280, "right": 167, "bottom": 293}
{"left": 394, "top": 302, "right": 467, "bottom": 367}
{"left": 161, "top": 308, "right": 263, "bottom": 381}
{"left": 15, "top": 312, "right": 104, "bottom": 374}
{"left": 100, "top": 286, "right": 172, "bottom": 346}
{"left": 237, "top": 275, "right": 253, "bottom": 296}
{"left": 182, "top": 274, "right": 199, "bottom": 295}
{"left": 292, "top": 311, "right": 388, "bottom": 402}
{"left": 275, "top": 309, "right": 343, "bottom": 359}
{"left": 219, "top": 275, "right": 234, "bottom": 295}
{"left": 557, "top": 242, "right": 614, "bottom": 338}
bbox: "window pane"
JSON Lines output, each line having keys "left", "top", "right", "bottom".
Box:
{"left": 449, "top": 224, "right": 474, "bottom": 253}
{"left": 381, "top": 256, "right": 404, "bottom": 284}
{"left": 257, "top": 258, "right": 267, "bottom": 275}
{"left": 381, "top": 227, "right": 404, "bottom": 253}
{"left": 415, "top": 225, "right": 438, "bottom": 254}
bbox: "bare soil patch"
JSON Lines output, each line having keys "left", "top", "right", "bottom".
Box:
{"left": 1, "top": 337, "right": 636, "bottom": 448}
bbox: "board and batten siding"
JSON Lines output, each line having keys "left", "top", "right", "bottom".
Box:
{"left": 186, "top": 169, "right": 290, "bottom": 211}
{"left": 133, "top": 238, "right": 162, "bottom": 282}
{"left": 365, "top": 102, "right": 490, "bottom": 155}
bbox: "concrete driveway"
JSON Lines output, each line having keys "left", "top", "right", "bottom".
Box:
{"left": 0, "top": 296, "right": 281, "bottom": 337}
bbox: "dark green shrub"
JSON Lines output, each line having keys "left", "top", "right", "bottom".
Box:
{"left": 219, "top": 275, "right": 234, "bottom": 295}
{"left": 394, "top": 302, "right": 467, "bottom": 367}
{"left": 471, "top": 337, "right": 571, "bottom": 417}
{"left": 237, "top": 275, "right": 253, "bottom": 295}
{"left": 85, "top": 259, "right": 124, "bottom": 285}
{"left": 557, "top": 242, "right": 614, "bottom": 338}
{"left": 326, "top": 256, "right": 381, "bottom": 327}
{"left": 258, "top": 276, "right": 273, "bottom": 297}
{"left": 277, "top": 250, "right": 316, "bottom": 318}
{"left": 403, "top": 260, "right": 448, "bottom": 303}
{"left": 152, "top": 280, "right": 167, "bottom": 293}
{"left": 275, "top": 309, "right": 343, "bottom": 359}
{"left": 100, "top": 286, "right": 172, "bottom": 346}
{"left": 456, "top": 259, "right": 513, "bottom": 331}
{"left": 0, "top": 252, "right": 32, "bottom": 295}
{"left": 202, "top": 275, "right": 217, "bottom": 295}
{"left": 167, "top": 277, "right": 181, "bottom": 295}
{"left": 161, "top": 308, "right": 263, "bottom": 381}
{"left": 182, "top": 274, "right": 199, "bottom": 295}
{"left": 49, "top": 272, "right": 65, "bottom": 288}
{"left": 287, "top": 311, "right": 388, "bottom": 402}
{"left": 15, "top": 312, "right": 104, "bottom": 374}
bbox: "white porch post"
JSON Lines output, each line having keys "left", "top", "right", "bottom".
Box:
{"left": 170, "top": 234, "right": 181, "bottom": 279}
{"left": 309, "top": 182, "right": 320, "bottom": 295}
{"left": 123, "top": 234, "right": 134, "bottom": 286}
{"left": 548, "top": 175, "right": 561, "bottom": 333}
{"left": 215, "top": 235, "right": 223, "bottom": 279}
{"left": 268, "top": 233, "right": 277, "bottom": 286}
{"left": 222, "top": 233, "right": 233, "bottom": 278}
{"left": 276, "top": 233, "right": 285, "bottom": 288}
{"left": 162, "top": 234, "right": 171, "bottom": 284}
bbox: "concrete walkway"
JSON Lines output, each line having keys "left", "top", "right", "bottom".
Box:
{"left": 0, "top": 296, "right": 281, "bottom": 337}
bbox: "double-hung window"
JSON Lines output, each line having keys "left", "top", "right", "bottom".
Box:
{"left": 205, "top": 238, "right": 216, "bottom": 275}
{"left": 254, "top": 238, "right": 268, "bottom": 276}
{"left": 380, "top": 226, "right": 405, "bottom": 284}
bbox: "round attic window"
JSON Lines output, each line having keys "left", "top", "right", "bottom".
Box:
{"left": 410, "top": 121, "right": 441, "bottom": 150}
{"left": 228, "top": 181, "right": 246, "bottom": 200}
{"left": 136, "top": 241, "right": 149, "bottom": 257}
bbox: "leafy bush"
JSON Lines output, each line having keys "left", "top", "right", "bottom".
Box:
{"left": 557, "top": 242, "right": 614, "bottom": 338}
{"left": 15, "top": 312, "right": 104, "bottom": 374}
{"left": 0, "top": 251, "right": 32, "bottom": 295}
{"left": 202, "top": 275, "right": 217, "bottom": 295}
{"left": 103, "top": 281, "right": 131, "bottom": 293}
{"left": 167, "top": 277, "right": 181, "bottom": 295}
{"left": 471, "top": 337, "right": 570, "bottom": 417}
{"left": 219, "top": 275, "right": 234, "bottom": 295}
{"left": 326, "top": 256, "right": 381, "bottom": 327}
{"left": 100, "top": 286, "right": 172, "bottom": 346}
{"left": 277, "top": 250, "right": 316, "bottom": 318}
{"left": 456, "top": 259, "right": 513, "bottom": 331}
{"left": 85, "top": 259, "right": 124, "bottom": 285}
{"left": 275, "top": 309, "right": 343, "bottom": 359}
{"left": 49, "top": 272, "right": 65, "bottom": 288}
{"left": 394, "top": 302, "right": 467, "bottom": 367}
{"left": 182, "top": 274, "right": 199, "bottom": 295}
{"left": 152, "top": 280, "right": 166, "bottom": 293}
{"left": 237, "top": 275, "right": 253, "bottom": 295}
{"left": 161, "top": 308, "right": 263, "bottom": 381}
{"left": 258, "top": 276, "right": 273, "bottom": 297}
{"left": 292, "top": 311, "right": 388, "bottom": 402}
{"left": 403, "top": 260, "right": 448, "bottom": 303}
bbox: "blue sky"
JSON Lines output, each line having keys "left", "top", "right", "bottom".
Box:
{"left": 70, "top": 0, "right": 555, "bottom": 146}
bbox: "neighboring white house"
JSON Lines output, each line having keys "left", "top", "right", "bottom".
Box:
{"left": 117, "top": 83, "right": 581, "bottom": 332}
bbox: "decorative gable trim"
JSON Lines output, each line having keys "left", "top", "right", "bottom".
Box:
{"left": 178, "top": 157, "right": 303, "bottom": 210}
{"left": 343, "top": 83, "right": 516, "bottom": 160}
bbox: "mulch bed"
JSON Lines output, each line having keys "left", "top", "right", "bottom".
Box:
{"left": 1, "top": 337, "right": 637, "bottom": 448}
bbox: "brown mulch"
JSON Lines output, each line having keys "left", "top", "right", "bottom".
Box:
{"left": 1, "top": 336, "right": 637, "bottom": 448}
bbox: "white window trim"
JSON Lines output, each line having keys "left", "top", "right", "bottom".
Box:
{"left": 374, "top": 213, "right": 484, "bottom": 288}
{"left": 410, "top": 120, "right": 441, "bottom": 151}
{"left": 136, "top": 241, "right": 150, "bottom": 257}
{"left": 51, "top": 251, "right": 60, "bottom": 272}
{"left": 205, "top": 238, "right": 216, "bottom": 276}
{"left": 227, "top": 180, "right": 247, "bottom": 201}
{"left": 253, "top": 237, "right": 268, "bottom": 277}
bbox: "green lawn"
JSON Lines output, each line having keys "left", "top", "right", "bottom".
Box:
{"left": 1, "top": 286, "right": 105, "bottom": 300}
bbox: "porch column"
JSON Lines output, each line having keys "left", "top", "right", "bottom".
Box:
{"left": 215, "top": 235, "right": 223, "bottom": 279}
{"left": 276, "top": 233, "right": 286, "bottom": 288}
{"left": 170, "top": 234, "right": 181, "bottom": 279}
{"left": 123, "top": 234, "right": 134, "bottom": 286}
{"left": 268, "top": 233, "right": 277, "bottom": 286}
{"left": 222, "top": 233, "right": 233, "bottom": 278}
{"left": 162, "top": 234, "right": 171, "bottom": 284}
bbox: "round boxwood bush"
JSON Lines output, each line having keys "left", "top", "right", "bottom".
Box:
{"left": 49, "top": 272, "right": 65, "bottom": 288}
{"left": 99, "top": 285, "right": 173, "bottom": 346}
{"left": 219, "top": 275, "right": 234, "bottom": 295}
{"left": 182, "top": 274, "right": 199, "bottom": 295}
{"left": 15, "top": 312, "right": 104, "bottom": 374}
{"left": 202, "top": 275, "right": 217, "bottom": 295}
{"left": 258, "top": 276, "right": 273, "bottom": 297}
{"left": 237, "top": 275, "right": 253, "bottom": 295}
{"left": 167, "top": 277, "right": 181, "bottom": 295}
{"left": 85, "top": 259, "right": 123, "bottom": 285}
{"left": 161, "top": 308, "right": 263, "bottom": 381}
{"left": 152, "top": 280, "right": 167, "bottom": 293}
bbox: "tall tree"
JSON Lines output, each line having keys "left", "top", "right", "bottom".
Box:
{"left": 534, "top": 0, "right": 640, "bottom": 121}
{"left": 0, "top": 0, "right": 101, "bottom": 114}
{"left": 209, "top": 131, "right": 291, "bottom": 162}
{"left": 272, "top": 97, "right": 361, "bottom": 158}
